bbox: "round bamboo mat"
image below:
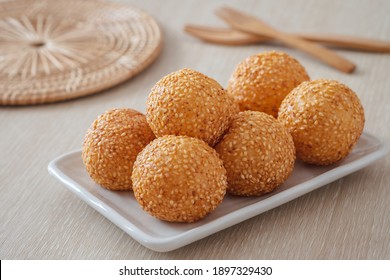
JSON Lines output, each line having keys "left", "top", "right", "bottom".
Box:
{"left": 0, "top": 0, "right": 163, "bottom": 105}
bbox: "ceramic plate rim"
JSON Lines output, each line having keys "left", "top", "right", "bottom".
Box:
{"left": 48, "top": 132, "right": 389, "bottom": 252}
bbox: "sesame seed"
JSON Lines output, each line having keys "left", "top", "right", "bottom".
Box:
{"left": 82, "top": 108, "right": 156, "bottom": 191}
{"left": 227, "top": 51, "right": 309, "bottom": 117}
{"left": 132, "top": 135, "right": 227, "bottom": 223}
{"left": 278, "top": 79, "right": 365, "bottom": 165}
{"left": 215, "top": 111, "right": 295, "bottom": 196}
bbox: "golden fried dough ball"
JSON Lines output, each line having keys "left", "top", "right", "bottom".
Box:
{"left": 82, "top": 108, "right": 155, "bottom": 191}
{"left": 228, "top": 95, "right": 240, "bottom": 116}
{"left": 215, "top": 111, "right": 295, "bottom": 196}
{"left": 227, "top": 51, "right": 310, "bottom": 117}
{"left": 278, "top": 79, "right": 365, "bottom": 165}
{"left": 146, "top": 68, "right": 233, "bottom": 146}
{"left": 132, "top": 135, "right": 227, "bottom": 222}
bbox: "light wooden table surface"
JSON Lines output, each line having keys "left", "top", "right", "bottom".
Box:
{"left": 1, "top": 0, "right": 389, "bottom": 259}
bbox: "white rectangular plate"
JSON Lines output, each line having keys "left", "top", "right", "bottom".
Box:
{"left": 48, "top": 132, "right": 388, "bottom": 252}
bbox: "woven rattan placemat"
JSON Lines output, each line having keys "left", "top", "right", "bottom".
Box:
{"left": 0, "top": 0, "right": 163, "bottom": 105}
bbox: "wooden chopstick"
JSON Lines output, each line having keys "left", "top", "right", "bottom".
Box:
{"left": 185, "top": 24, "right": 390, "bottom": 52}
{"left": 215, "top": 6, "right": 356, "bottom": 73}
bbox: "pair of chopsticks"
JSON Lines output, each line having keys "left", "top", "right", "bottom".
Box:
{"left": 185, "top": 6, "right": 390, "bottom": 73}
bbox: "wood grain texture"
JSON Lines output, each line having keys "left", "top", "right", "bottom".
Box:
{"left": 184, "top": 25, "right": 390, "bottom": 51}
{"left": 1, "top": 0, "right": 389, "bottom": 259}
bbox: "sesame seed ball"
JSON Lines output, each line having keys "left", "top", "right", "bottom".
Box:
{"left": 278, "top": 79, "right": 365, "bottom": 165}
{"left": 228, "top": 95, "right": 240, "bottom": 116}
{"left": 146, "top": 68, "right": 233, "bottom": 146}
{"left": 132, "top": 135, "right": 227, "bottom": 222}
{"left": 227, "top": 51, "right": 310, "bottom": 117}
{"left": 82, "top": 108, "right": 155, "bottom": 191}
{"left": 214, "top": 111, "right": 296, "bottom": 196}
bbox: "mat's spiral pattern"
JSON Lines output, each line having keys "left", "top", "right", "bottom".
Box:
{"left": 0, "top": 0, "right": 162, "bottom": 105}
